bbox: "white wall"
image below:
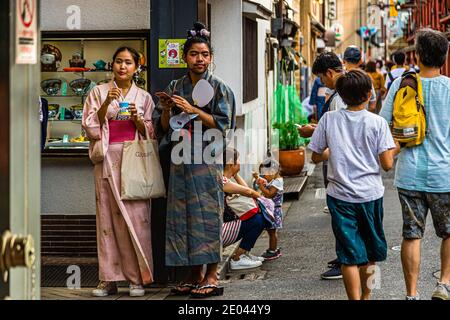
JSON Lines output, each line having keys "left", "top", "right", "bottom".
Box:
{"left": 210, "top": 0, "right": 243, "bottom": 115}
{"left": 242, "top": 17, "right": 271, "bottom": 115}
{"left": 40, "top": 0, "right": 151, "bottom": 31}
{"left": 210, "top": 0, "right": 273, "bottom": 181}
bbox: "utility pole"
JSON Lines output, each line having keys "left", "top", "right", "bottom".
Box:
{"left": 381, "top": 13, "right": 387, "bottom": 62}
{"left": 360, "top": 0, "right": 363, "bottom": 48}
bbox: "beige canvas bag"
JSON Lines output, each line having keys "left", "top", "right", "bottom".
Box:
{"left": 121, "top": 128, "right": 166, "bottom": 200}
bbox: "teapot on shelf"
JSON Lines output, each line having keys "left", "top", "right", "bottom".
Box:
{"left": 69, "top": 52, "right": 86, "bottom": 68}
{"left": 93, "top": 60, "right": 107, "bottom": 70}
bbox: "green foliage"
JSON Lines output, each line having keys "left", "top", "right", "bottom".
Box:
{"left": 273, "top": 121, "right": 308, "bottom": 151}
{"left": 272, "top": 83, "right": 309, "bottom": 150}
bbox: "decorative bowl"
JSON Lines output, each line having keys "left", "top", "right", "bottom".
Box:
{"left": 48, "top": 104, "right": 60, "bottom": 119}
{"left": 70, "top": 104, "right": 84, "bottom": 119}
{"left": 69, "top": 78, "right": 92, "bottom": 96}
{"left": 41, "top": 79, "right": 62, "bottom": 95}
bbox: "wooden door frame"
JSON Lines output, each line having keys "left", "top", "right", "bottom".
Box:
{"left": 198, "top": 0, "right": 208, "bottom": 27}
{"left": 0, "top": 0, "right": 11, "bottom": 299}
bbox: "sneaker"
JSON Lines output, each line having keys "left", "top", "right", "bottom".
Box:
{"left": 261, "top": 249, "right": 282, "bottom": 261}
{"left": 323, "top": 206, "right": 329, "bottom": 214}
{"left": 327, "top": 258, "right": 339, "bottom": 268}
{"left": 230, "top": 255, "right": 262, "bottom": 271}
{"left": 321, "top": 265, "right": 342, "bottom": 280}
{"left": 92, "top": 281, "right": 118, "bottom": 297}
{"left": 406, "top": 295, "right": 420, "bottom": 300}
{"left": 431, "top": 282, "right": 450, "bottom": 300}
{"left": 129, "top": 284, "right": 146, "bottom": 297}
{"left": 245, "top": 252, "right": 265, "bottom": 262}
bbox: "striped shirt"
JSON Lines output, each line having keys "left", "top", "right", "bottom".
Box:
{"left": 221, "top": 176, "right": 241, "bottom": 247}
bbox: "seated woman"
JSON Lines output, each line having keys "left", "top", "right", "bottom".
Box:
{"left": 222, "top": 148, "right": 269, "bottom": 271}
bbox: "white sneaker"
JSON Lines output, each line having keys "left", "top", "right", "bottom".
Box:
{"left": 129, "top": 284, "right": 145, "bottom": 297}
{"left": 230, "top": 255, "right": 262, "bottom": 271}
{"left": 432, "top": 282, "right": 449, "bottom": 300}
{"left": 92, "top": 281, "right": 117, "bottom": 297}
{"left": 323, "top": 206, "right": 329, "bottom": 214}
{"left": 245, "top": 252, "right": 265, "bottom": 262}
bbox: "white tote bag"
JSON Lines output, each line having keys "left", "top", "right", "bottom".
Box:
{"left": 120, "top": 129, "right": 166, "bottom": 200}
{"left": 225, "top": 194, "right": 259, "bottom": 221}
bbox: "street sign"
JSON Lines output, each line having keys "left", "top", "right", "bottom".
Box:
{"left": 15, "top": 0, "right": 37, "bottom": 64}
{"left": 328, "top": 0, "right": 337, "bottom": 20}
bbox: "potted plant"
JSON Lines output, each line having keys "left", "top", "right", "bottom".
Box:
{"left": 272, "top": 121, "right": 307, "bottom": 176}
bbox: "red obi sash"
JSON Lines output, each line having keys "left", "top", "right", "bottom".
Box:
{"left": 109, "top": 120, "right": 136, "bottom": 143}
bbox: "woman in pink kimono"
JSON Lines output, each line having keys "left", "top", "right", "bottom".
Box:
{"left": 82, "top": 46, "right": 154, "bottom": 297}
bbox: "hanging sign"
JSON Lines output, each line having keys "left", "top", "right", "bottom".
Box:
{"left": 15, "top": 0, "right": 37, "bottom": 64}
{"left": 159, "top": 39, "right": 187, "bottom": 69}
{"left": 328, "top": 0, "right": 337, "bottom": 20}
{"left": 330, "top": 22, "right": 343, "bottom": 42}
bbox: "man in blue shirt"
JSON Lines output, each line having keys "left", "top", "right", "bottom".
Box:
{"left": 380, "top": 28, "right": 450, "bottom": 301}
{"left": 309, "top": 77, "right": 326, "bottom": 122}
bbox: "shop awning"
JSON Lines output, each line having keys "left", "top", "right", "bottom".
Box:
{"left": 243, "top": 0, "right": 273, "bottom": 21}
{"left": 310, "top": 15, "right": 326, "bottom": 35}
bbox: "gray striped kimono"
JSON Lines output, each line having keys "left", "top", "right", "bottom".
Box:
{"left": 153, "top": 71, "right": 236, "bottom": 266}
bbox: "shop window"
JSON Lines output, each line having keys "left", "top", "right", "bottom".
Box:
{"left": 243, "top": 17, "right": 258, "bottom": 103}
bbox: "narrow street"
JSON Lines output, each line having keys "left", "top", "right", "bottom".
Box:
{"left": 210, "top": 164, "right": 442, "bottom": 300}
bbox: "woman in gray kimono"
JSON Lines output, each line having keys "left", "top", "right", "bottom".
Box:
{"left": 153, "top": 22, "right": 236, "bottom": 298}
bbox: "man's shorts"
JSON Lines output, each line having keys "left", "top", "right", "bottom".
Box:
{"left": 327, "top": 195, "right": 387, "bottom": 266}
{"left": 397, "top": 188, "right": 450, "bottom": 239}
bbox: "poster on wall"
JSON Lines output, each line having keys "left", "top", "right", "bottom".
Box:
{"left": 159, "top": 39, "right": 187, "bottom": 69}
{"left": 15, "top": 0, "right": 37, "bottom": 64}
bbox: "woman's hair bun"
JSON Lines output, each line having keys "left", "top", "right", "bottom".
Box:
{"left": 187, "top": 22, "right": 210, "bottom": 40}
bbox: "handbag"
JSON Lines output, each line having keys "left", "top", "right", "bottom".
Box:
{"left": 225, "top": 194, "right": 259, "bottom": 221}
{"left": 120, "top": 128, "right": 166, "bottom": 200}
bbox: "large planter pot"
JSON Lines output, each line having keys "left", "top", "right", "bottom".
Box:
{"left": 279, "top": 147, "right": 305, "bottom": 176}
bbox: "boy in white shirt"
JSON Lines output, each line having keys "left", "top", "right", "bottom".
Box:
{"left": 309, "top": 69, "right": 399, "bottom": 299}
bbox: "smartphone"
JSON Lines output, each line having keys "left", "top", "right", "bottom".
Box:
{"left": 155, "top": 91, "right": 172, "bottom": 100}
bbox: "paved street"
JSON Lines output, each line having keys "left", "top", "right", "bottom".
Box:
{"left": 210, "top": 164, "right": 443, "bottom": 300}
{"left": 42, "top": 161, "right": 444, "bottom": 301}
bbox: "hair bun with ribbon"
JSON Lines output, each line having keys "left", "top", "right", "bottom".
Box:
{"left": 187, "top": 22, "right": 210, "bottom": 40}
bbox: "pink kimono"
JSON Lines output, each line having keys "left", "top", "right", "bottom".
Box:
{"left": 82, "top": 82, "right": 154, "bottom": 285}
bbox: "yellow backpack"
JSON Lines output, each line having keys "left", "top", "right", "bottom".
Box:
{"left": 392, "top": 71, "right": 426, "bottom": 148}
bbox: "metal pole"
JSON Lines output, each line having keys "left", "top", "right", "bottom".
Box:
{"left": 382, "top": 14, "right": 387, "bottom": 62}
{"left": 360, "top": 0, "right": 363, "bottom": 48}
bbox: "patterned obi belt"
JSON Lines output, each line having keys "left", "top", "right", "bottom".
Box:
{"left": 109, "top": 120, "right": 136, "bottom": 143}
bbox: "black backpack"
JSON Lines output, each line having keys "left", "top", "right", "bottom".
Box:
{"left": 318, "top": 91, "right": 338, "bottom": 120}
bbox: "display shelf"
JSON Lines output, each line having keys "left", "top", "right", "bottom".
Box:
{"left": 42, "top": 95, "right": 86, "bottom": 98}
{"left": 41, "top": 33, "right": 148, "bottom": 153}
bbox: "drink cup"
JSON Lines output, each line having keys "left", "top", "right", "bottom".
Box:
{"left": 119, "top": 102, "right": 130, "bottom": 116}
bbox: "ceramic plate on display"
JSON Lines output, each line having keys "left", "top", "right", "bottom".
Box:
{"left": 69, "top": 78, "right": 92, "bottom": 96}
{"left": 41, "top": 79, "right": 62, "bottom": 95}
{"left": 192, "top": 79, "right": 214, "bottom": 107}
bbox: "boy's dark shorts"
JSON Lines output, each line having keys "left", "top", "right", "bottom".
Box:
{"left": 327, "top": 195, "right": 387, "bottom": 266}
{"left": 397, "top": 188, "right": 450, "bottom": 239}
